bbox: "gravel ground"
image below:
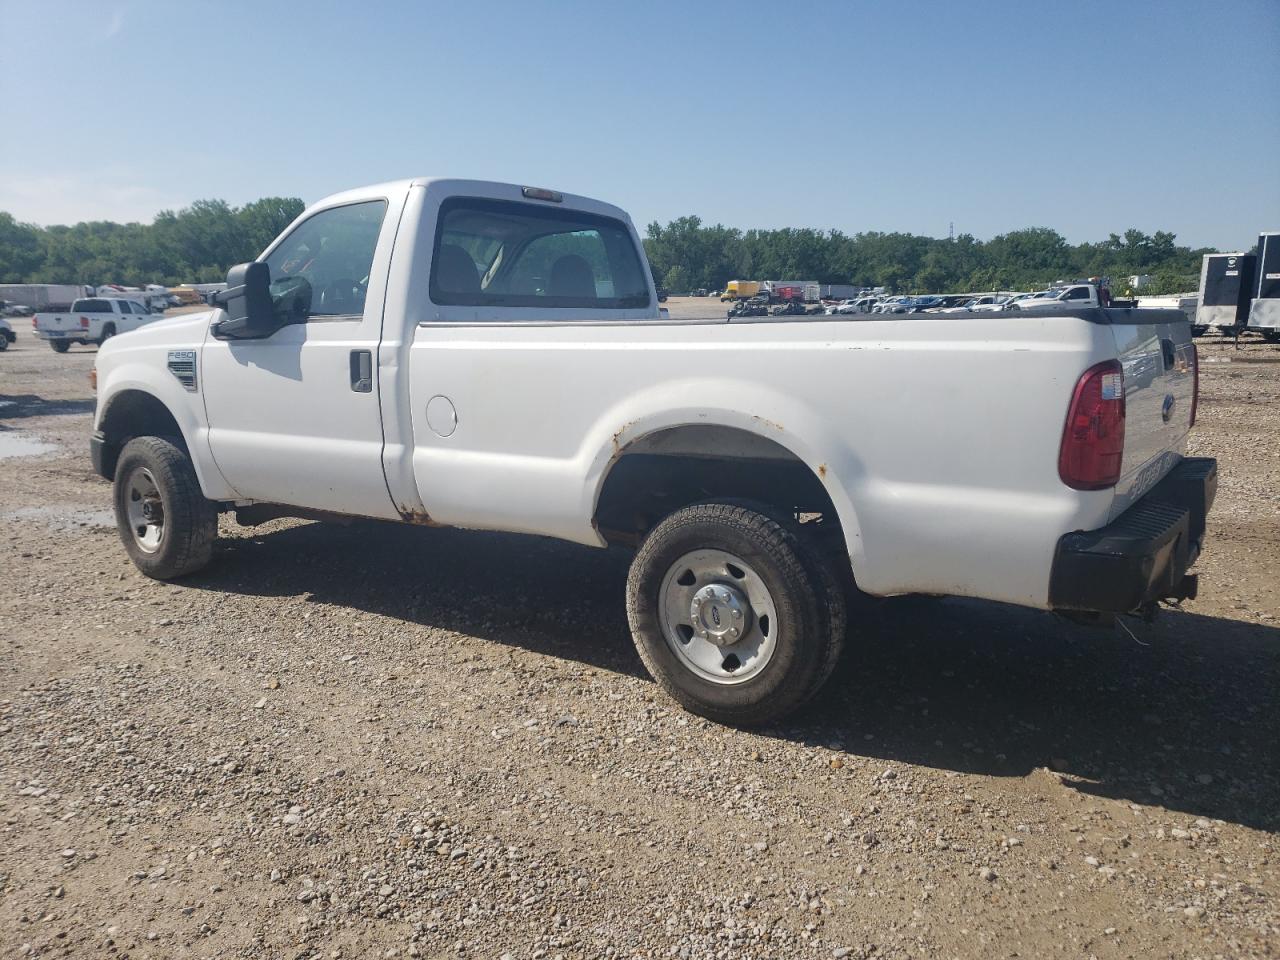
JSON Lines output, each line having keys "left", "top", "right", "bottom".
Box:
{"left": 1, "top": 322, "right": 1278, "bottom": 959}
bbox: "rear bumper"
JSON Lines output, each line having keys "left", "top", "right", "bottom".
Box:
{"left": 1049, "top": 457, "right": 1217, "bottom": 613}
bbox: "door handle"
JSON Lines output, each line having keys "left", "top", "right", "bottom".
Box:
{"left": 350, "top": 349, "right": 372, "bottom": 392}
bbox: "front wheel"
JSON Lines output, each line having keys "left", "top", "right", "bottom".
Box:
{"left": 0, "top": 335, "right": 8, "bottom": 352}
{"left": 113, "top": 436, "right": 218, "bottom": 579}
{"left": 626, "top": 502, "right": 846, "bottom": 726}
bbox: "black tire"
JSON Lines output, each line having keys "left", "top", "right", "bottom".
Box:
{"left": 113, "top": 436, "right": 217, "bottom": 580}
{"left": 50, "top": 339, "right": 70, "bottom": 353}
{"left": 97, "top": 323, "right": 116, "bottom": 347}
{"left": 626, "top": 501, "right": 846, "bottom": 726}
{"left": 0, "top": 334, "right": 8, "bottom": 351}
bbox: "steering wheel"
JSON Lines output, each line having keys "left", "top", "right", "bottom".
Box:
{"left": 316, "top": 277, "right": 366, "bottom": 315}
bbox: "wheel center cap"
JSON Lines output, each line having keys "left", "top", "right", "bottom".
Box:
{"left": 691, "top": 583, "right": 750, "bottom": 647}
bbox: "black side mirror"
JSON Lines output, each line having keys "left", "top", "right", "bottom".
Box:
{"left": 213, "top": 262, "right": 276, "bottom": 339}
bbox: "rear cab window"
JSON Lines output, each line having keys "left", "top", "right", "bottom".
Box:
{"left": 71, "top": 299, "right": 112, "bottom": 313}
{"left": 429, "top": 197, "right": 651, "bottom": 314}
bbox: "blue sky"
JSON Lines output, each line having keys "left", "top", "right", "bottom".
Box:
{"left": 1, "top": 0, "right": 1276, "bottom": 250}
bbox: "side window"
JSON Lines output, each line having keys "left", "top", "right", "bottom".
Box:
{"left": 118, "top": 301, "right": 132, "bottom": 314}
{"left": 263, "top": 200, "right": 387, "bottom": 319}
{"left": 429, "top": 197, "right": 651, "bottom": 312}
{"left": 1065, "top": 287, "right": 1088, "bottom": 301}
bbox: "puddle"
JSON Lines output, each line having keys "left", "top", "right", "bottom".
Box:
{"left": 3, "top": 505, "right": 115, "bottom": 533}
{"left": 0, "top": 432, "right": 59, "bottom": 459}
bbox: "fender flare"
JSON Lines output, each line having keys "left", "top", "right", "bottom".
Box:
{"left": 582, "top": 383, "right": 868, "bottom": 571}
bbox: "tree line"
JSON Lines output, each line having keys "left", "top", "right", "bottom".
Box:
{"left": 1, "top": 197, "right": 1213, "bottom": 297}
{"left": 643, "top": 218, "right": 1214, "bottom": 297}
{"left": 0, "top": 198, "right": 306, "bottom": 287}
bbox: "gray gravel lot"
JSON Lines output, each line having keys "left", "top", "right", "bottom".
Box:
{"left": 2, "top": 318, "right": 1278, "bottom": 959}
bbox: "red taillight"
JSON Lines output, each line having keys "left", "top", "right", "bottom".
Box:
{"left": 31, "top": 316, "right": 37, "bottom": 328}
{"left": 1059, "top": 359, "right": 1125, "bottom": 490}
{"left": 1189, "top": 343, "right": 1199, "bottom": 427}
{"left": 80, "top": 316, "right": 90, "bottom": 329}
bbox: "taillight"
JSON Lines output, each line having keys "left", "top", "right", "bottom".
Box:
{"left": 80, "top": 316, "right": 90, "bottom": 329}
{"left": 1059, "top": 359, "right": 1125, "bottom": 490}
{"left": 1189, "top": 343, "right": 1199, "bottom": 427}
{"left": 31, "top": 316, "right": 37, "bottom": 328}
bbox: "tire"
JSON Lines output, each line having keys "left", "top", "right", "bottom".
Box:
{"left": 0, "top": 335, "right": 8, "bottom": 352}
{"left": 50, "top": 339, "right": 70, "bottom": 353}
{"left": 97, "top": 323, "right": 116, "bottom": 347}
{"left": 113, "top": 436, "right": 217, "bottom": 580}
{"left": 626, "top": 501, "right": 846, "bottom": 726}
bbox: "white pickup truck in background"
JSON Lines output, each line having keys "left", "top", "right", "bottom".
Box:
{"left": 34, "top": 296, "right": 163, "bottom": 352}
{"left": 88, "top": 178, "right": 1216, "bottom": 725}
{"left": 1007, "top": 283, "right": 1109, "bottom": 312}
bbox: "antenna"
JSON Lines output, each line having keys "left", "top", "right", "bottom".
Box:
{"left": 949, "top": 221, "right": 955, "bottom": 241}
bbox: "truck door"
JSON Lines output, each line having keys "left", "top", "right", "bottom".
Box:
{"left": 201, "top": 197, "right": 404, "bottom": 518}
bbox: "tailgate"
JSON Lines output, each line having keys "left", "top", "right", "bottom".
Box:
{"left": 37, "top": 313, "right": 80, "bottom": 333}
{"left": 1108, "top": 309, "right": 1196, "bottom": 520}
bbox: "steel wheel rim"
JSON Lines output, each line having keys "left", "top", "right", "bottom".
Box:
{"left": 658, "top": 549, "right": 778, "bottom": 685}
{"left": 125, "top": 467, "right": 165, "bottom": 553}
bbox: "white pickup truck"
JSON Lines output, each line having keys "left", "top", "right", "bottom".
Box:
{"left": 1007, "top": 284, "right": 1109, "bottom": 312}
{"left": 35, "top": 296, "right": 163, "bottom": 352}
{"left": 89, "top": 178, "right": 1216, "bottom": 725}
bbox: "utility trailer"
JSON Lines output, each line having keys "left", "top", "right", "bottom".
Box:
{"left": 1247, "top": 232, "right": 1280, "bottom": 340}
{"left": 1196, "top": 253, "right": 1256, "bottom": 336}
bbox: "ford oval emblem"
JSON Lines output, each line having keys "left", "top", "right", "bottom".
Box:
{"left": 1162, "top": 394, "right": 1176, "bottom": 423}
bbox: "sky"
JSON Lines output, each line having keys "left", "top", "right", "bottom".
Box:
{"left": 1, "top": 0, "right": 1277, "bottom": 251}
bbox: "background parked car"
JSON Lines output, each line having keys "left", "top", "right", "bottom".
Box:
{"left": 0, "top": 317, "right": 14, "bottom": 350}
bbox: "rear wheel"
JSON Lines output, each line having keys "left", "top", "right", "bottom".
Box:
{"left": 97, "top": 323, "right": 116, "bottom": 347}
{"left": 626, "top": 501, "right": 846, "bottom": 726}
{"left": 0, "top": 334, "right": 8, "bottom": 352}
{"left": 113, "top": 436, "right": 217, "bottom": 579}
{"left": 50, "top": 339, "right": 70, "bottom": 353}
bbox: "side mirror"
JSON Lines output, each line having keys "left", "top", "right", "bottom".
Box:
{"left": 212, "top": 262, "right": 277, "bottom": 339}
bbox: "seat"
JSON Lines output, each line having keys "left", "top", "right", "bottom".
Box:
{"left": 548, "top": 255, "right": 596, "bottom": 299}
{"left": 435, "top": 244, "right": 481, "bottom": 296}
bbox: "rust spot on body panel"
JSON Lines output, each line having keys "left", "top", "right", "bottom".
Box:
{"left": 611, "top": 419, "right": 639, "bottom": 457}
{"left": 397, "top": 504, "right": 443, "bottom": 526}
{"left": 752, "top": 414, "right": 785, "bottom": 432}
